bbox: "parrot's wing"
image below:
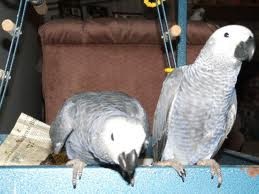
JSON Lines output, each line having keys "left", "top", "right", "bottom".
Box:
{"left": 212, "top": 90, "right": 237, "bottom": 157}
{"left": 152, "top": 66, "right": 187, "bottom": 161}
{"left": 191, "top": 91, "right": 237, "bottom": 161}
{"left": 49, "top": 100, "right": 77, "bottom": 154}
{"left": 225, "top": 91, "right": 237, "bottom": 137}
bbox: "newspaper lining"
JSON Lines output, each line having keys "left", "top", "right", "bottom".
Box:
{"left": 0, "top": 113, "right": 52, "bottom": 165}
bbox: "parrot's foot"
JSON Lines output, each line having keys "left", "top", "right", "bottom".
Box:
{"left": 66, "top": 159, "right": 86, "bottom": 189}
{"left": 197, "top": 159, "right": 222, "bottom": 188}
{"left": 154, "top": 160, "right": 186, "bottom": 182}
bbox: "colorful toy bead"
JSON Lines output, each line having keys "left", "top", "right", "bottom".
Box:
{"left": 144, "top": 0, "right": 163, "bottom": 8}
{"left": 164, "top": 67, "right": 174, "bottom": 73}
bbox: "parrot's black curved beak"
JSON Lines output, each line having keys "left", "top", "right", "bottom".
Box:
{"left": 234, "top": 36, "right": 255, "bottom": 62}
{"left": 118, "top": 149, "right": 138, "bottom": 186}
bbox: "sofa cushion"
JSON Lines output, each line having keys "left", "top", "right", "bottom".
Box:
{"left": 39, "top": 18, "right": 165, "bottom": 126}
{"left": 39, "top": 18, "right": 217, "bottom": 126}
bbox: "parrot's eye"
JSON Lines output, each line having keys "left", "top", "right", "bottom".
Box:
{"left": 111, "top": 133, "right": 114, "bottom": 141}
{"left": 224, "top": 33, "right": 229, "bottom": 38}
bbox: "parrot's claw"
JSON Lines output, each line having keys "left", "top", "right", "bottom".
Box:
{"left": 130, "top": 177, "right": 135, "bottom": 187}
{"left": 154, "top": 160, "right": 186, "bottom": 182}
{"left": 66, "top": 159, "right": 86, "bottom": 189}
{"left": 197, "top": 159, "right": 222, "bottom": 188}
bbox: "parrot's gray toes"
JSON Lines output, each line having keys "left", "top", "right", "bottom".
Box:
{"left": 155, "top": 160, "right": 186, "bottom": 182}
{"left": 72, "top": 180, "right": 77, "bottom": 189}
{"left": 217, "top": 174, "right": 222, "bottom": 188}
{"left": 78, "top": 171, "right": 83, "bottom": 180}
{"left": 197, "top": 159, "right": 222, "bottom": 188}
{"left": 180, "top": 175, "right": 185, "bottom": 182}
{"left": 183, "top": 168, "right": 186, "bottom": 177}
{"left": 130, "top": 177, "right": 135, "bottom": 187}
{"left": 66, "top": 159, "right": 86, "bottom": 188}
{"left": 210, "top": 161, "right": 222, "bottom": 188}
{"left": 173, "top": 163, "right": 186, "bottom": 180}
{"left": 178, "top": 168, "right": 186, "bottom": 182}
{"left": 210, "top": 166, "right": 216, "bottom": 179}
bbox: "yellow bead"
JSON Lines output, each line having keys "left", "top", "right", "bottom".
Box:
{"left": 164, "top": 67, "right": 174, "bottom": 73}
{"left": 144, "top": 0, "right": 162, "bottom": 8}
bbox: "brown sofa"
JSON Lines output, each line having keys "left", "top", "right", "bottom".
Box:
{"left": 39, "top": 18, "right": 217, "bottom": 130}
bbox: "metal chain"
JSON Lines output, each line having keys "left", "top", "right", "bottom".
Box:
{"left": 155, "top": 0, "right": 177, "bottom": 69}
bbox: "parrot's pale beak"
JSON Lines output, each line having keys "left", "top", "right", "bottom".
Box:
{"left": 234, "top": 36, "right": 255, "bottom": 62}
{"left": 118, "top": 149, "right": 138, "bottom": 186}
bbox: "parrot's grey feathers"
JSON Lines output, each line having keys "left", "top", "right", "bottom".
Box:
{"left": 152, "top": 66, "right": 188, "bottom": 161}
{"left": 50, "top": 91, "right": 148, "bottom": 164}
{"left": 211, "top": 91, "right": 237, "bottom": 157}
{"left": 153, "top": 25, "right": 255, "bottom": 166}
{"left": 225, "top": 91, "right": 237, "bottom": 137}
{"left": 152, "top": 25, "right": 254, "bottom": 188}
{"left": 153, "top": 130, "right": 168, "bottom": 162}
{"left": 186, "top": 91, "right": 237, "bottom": 163}
{"left": 50, "top": 91, "right": 149, "bottom": 188}
{"left": 50, "top": 100, "right": 77, "bottom": 154}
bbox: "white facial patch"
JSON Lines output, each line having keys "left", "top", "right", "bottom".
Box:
{"left": 101, "top": 117, "right": 146, "bottom": 164}
{"left": 208, "top": 25, "right": 254, "bottom": 59}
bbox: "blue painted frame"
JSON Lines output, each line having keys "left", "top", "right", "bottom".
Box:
{"left": 1, "top": 2, "right": 259, "bottom": 193}
{"left": 0, "top": 166, "right": 258, "bottom": 193}
{"left": 177, "top": 0, "right": 187, "bottom": 67}
{"left": 1, "top": 135, "right": 259, "bottom": 193}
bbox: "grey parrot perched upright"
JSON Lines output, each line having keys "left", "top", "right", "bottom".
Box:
{"left": 50, "top": 91, "right": 149, "bottom": 188}
{"left": 153, "top": 25, "right": 255, "bottom": 187}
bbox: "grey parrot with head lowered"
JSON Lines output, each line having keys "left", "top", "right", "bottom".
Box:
{"left": 153, "top": 25, "right": 255, "bottom": 187}
{"left": 50, "top": 91, "right": 149, "bottom": 188}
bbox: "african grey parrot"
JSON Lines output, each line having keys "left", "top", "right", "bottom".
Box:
{"left": 50, "top": 91, "right": 149, "bottom": 188}
{"left": 152, "top": 25, "right": 255, "bottom": 187}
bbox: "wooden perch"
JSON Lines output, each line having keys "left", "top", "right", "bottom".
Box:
{"left": 0, "top": 69, "right": 6, "bottom": 80}
{"left": 1, "top": 19, "right": 15, "bottom": 35}
{"left": 170, "top": 25, "right": 181, "bottom": 38}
